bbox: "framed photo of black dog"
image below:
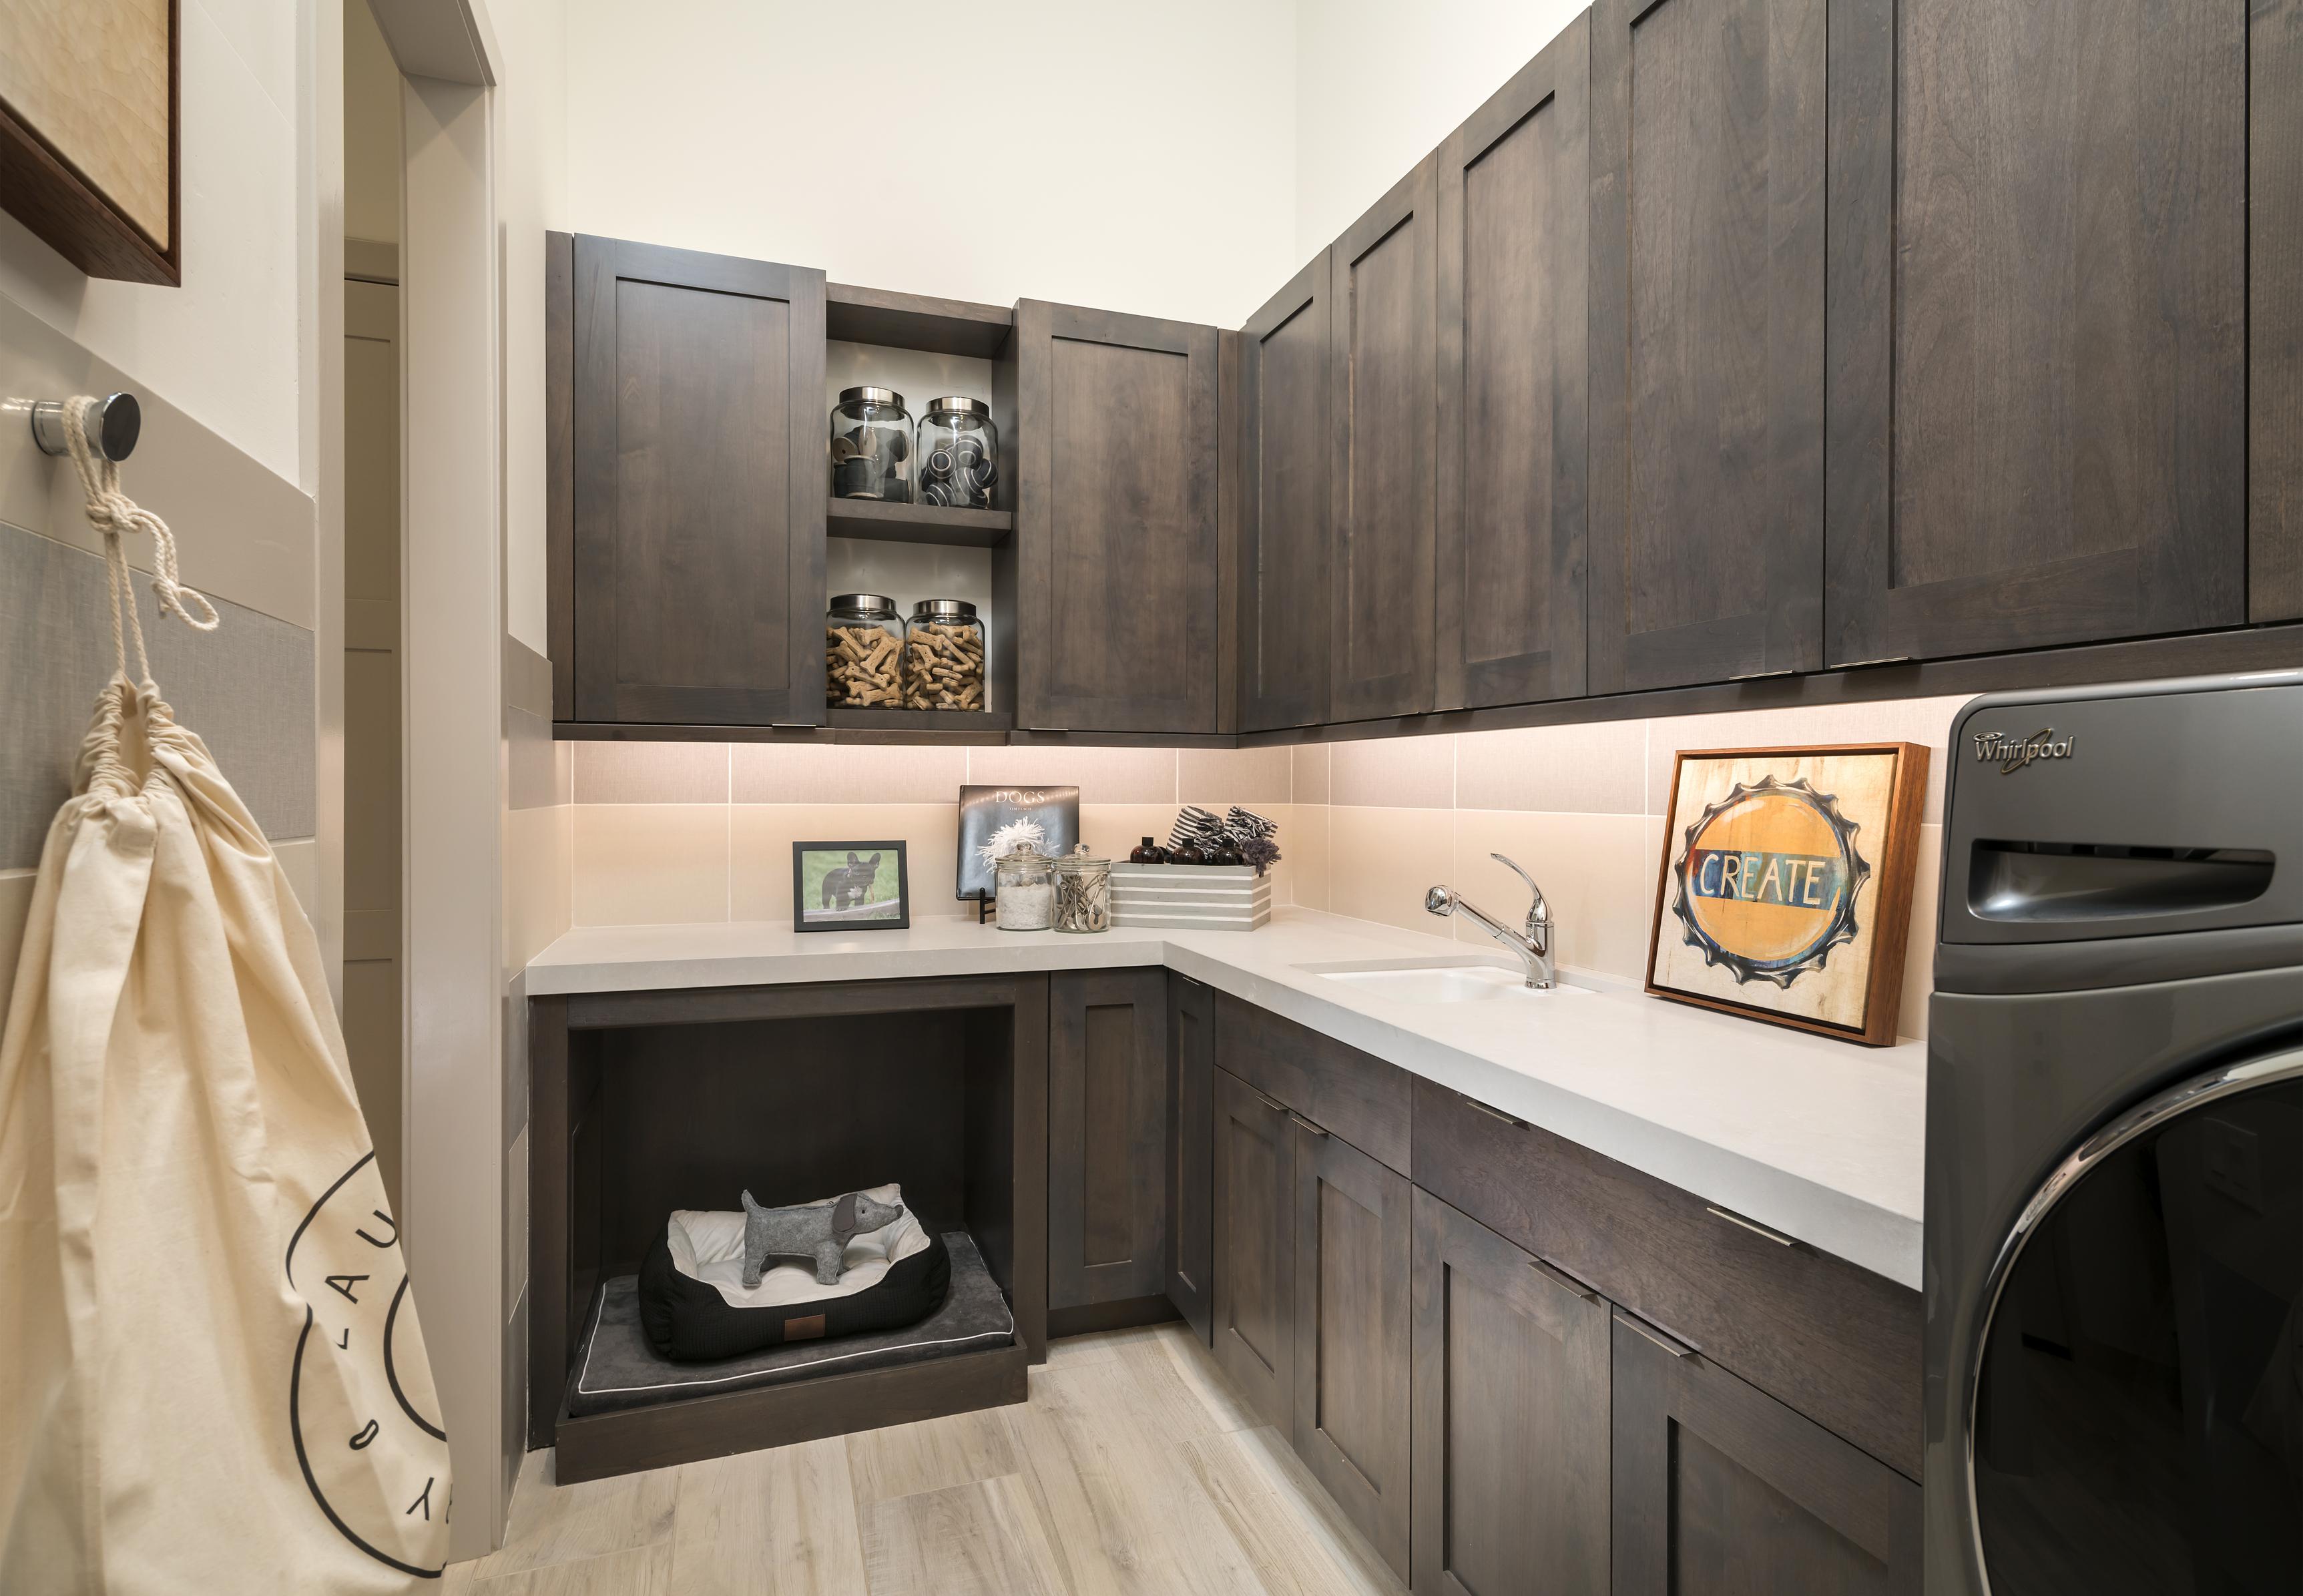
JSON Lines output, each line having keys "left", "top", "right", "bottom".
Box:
{"left": 791, "top": 841, "right": 911, "bottom": 932}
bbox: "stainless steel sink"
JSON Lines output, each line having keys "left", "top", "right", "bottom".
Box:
{"left": 1310, "top": 963, "right": 1593, "bottom": 1005}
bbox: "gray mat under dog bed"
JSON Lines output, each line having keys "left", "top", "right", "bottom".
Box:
{"left": 567, "top": 1230, "right": 1015, "bottom": 1417}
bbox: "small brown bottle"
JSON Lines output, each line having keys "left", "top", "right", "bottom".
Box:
{"left": 1129, "top": 836, "right": 1168, "bottom": 864}
{"left": 1170, "top": 843, "right": 1208, "bottom": 866}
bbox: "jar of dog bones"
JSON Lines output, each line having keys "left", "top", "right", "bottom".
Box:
{"left": 824, "top": 593, "right": 905, "bottom": 708}
{"left": 903, "top": 599, "right": 986, "bottom": 711}
{"left": 994, "top": 846, "right": 1057, "bottom": 931}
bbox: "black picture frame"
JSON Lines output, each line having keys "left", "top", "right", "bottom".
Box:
{"left": 791, "top": 840, "right": 911, "bottom": 933}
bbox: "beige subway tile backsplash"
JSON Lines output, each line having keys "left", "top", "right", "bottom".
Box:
{"left": 1330, "top": 735, "right": 1455, "bottom": 809}
{"left": 572, "top": 804, "right": 730, "bottom": 925}
{"left": 1180, "top": 746, "right": 1293, "bottom": 806}
{"left": 731, "top": 804, "right": 962, "bottom": 923}
{"left": 1643, "top": 696, "right": 1967, "bottom": 821}
{"left": 1326, "top": 807, "right": 1454, "bottom": 933}
{"left": 963, "top": 745, "right": 1179, "bottom": 804}
{"left": 732, "top": 741, "right": 968, "bottom": 805}
{"left": 1453, "top": 810, "right": 1652, "bottom": 981}
{"left": 1453, "top": 720, "right": 1645, "bottom": 814}
{"left": 574, "top": 740, "right": 731, "bottom": 804}
{"left": 1292, "top": 744, "right": 1332, "bottom": 807}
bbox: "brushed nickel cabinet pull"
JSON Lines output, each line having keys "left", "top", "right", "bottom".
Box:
{"left": 1706, "top": 1205, "right": 1796, "bottom": 1248}
{"left": 1614, "top": 1309, "right": 1698, "bottom": 1360}
{"left": 1252, "top": 1087, "right": 1288, "bottom": 1115}
{"left": 1461, "top": 1094, "right": 1524, "bottom": 1128}
{"left": 1728, "top": 666, "right": 1796, "bottom": 682}
{"left": 1834, "top": 654, "right": 1912, "bottom": 670}
{"left": 1287, "top": 1111, "right": 1329, "bottom": 1138}
{"left": 1530, "top": 1256, "right": 1599, "bottom": 1304}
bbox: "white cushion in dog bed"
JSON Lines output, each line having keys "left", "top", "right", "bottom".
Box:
{"left": 667, "top": 1182, "right": 927, "bottom": 1308}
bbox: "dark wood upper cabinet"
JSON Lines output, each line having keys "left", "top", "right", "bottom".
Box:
{"left": 1587, "top": 0, "right": 1826, "bottom": 694}
{"left": 1411, "top": 1189, "right": 1609, "bottom": 1596}
{"left": 1210, "top": 1067, "right": 1296, "bottom": 1430}
{"left": 569, "top": 236, "right": 826, "bottom": 726}
{"left": 1329, "top": 158, "right": 1439, "bottom": 722}
{"left": 1826, "top": 0, "right": 2248, "bottom": 661}
{"left": 2252, "top": 0, "right": 2302, "bottom": 622}
{"left": 1435, "top": 14, "right": 1591, "bottom": 712}
{"left": 1012, "top": 301, "right": 1221, "bottom": 732}
{"left": 1291, "top": 1120, "right": 1413, "bottom": 1580}
{"left": 1238, "top": 255, "right": 1335, "bottom": 732}
{"left": 1047, "top": 969, "right": 1168, "bottom": 1311}
{"left": 1613, "top": 1314, "right": 1921, "bottom": 1595}
{"left": 1166, "top": 974, "right": 1215, "bottom": 1345}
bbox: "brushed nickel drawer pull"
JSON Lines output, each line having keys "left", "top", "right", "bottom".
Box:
{"left": 1460, "top": 1094, "right": 1524, "bottom": 1128}
{"left": 1728, "top": 666, "right": 1796, "bottom": 682}
{"left": 1530, "top": 1256, "right": 1599, "bottom": 1304}
{"left": 1706, "top": 1205, "right": 1796, "bottom": 1248}
{"left": 1614, "top": 1310, "right": 1698, "bottom": 1360}
{"left": 1834, "top": 654, "right": 1912, "bottom": 670}
{"left": 1252, "top": 1087, "right": 1288, "bottom": 1115}
{"left": 1287, "top": 1110, "right": 1329, "bottom": 1138}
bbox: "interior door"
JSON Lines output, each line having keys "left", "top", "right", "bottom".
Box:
{"left": 1967, "top": 1051, "right": 2303, "bottom": 1595}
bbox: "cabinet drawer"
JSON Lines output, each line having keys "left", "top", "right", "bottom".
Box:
{"left": 1214, "top": 994, "right": 1411, "bottom": 1173}
{"left": 1411, "top": 1077, "right": 1921, "bottom": 1479}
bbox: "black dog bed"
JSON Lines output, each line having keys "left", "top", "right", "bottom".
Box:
{"left": 569, "top": 1231, "right": 1014, "bottom": 1417}
{"left": 636, "top": 1185, "right": 949, "bottom": 1362}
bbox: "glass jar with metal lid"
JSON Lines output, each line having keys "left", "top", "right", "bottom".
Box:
{"left": 993, "top": 845, "right": 1057, "bottom": 931}
{"left": 903, "top": 599, "right": 986, "bottom": 712}
{"left": 830, "top": 386, "right": 912, "bottom": 502}
{"left": 824, "top": 593, "right": 904, "bottom": 708}
{"left": 917, "top": 396, "right": 999, "bottom": 510}
{"left": 1053, "top": 844, "right": 1111, "bottom": 934}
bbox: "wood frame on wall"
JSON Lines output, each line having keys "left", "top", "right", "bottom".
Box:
{"left": 0, "top": 0, "right": 181, "bottom": 284}
{"left": 1645, "top": 742, "right": 1928, "bottom": 1046}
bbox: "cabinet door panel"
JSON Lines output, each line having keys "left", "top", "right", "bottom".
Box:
{"left": 1292, "top": 1123, "right": 1411, "bottom": 1580}
{"left": 1828, "top": 0, "right": 2246, "bottom": 658}
{"left": 1329, "top": 160, "right": 1438, "bottom": 722}
{"left": 1047, "top": 970, "right": 1168, "bottom": 1310}
{"left": 1613, "top": 1314, "right": 1921, "bottom": 1595}
{"left": 1166, "top": 975, "right": 1215, "bottom": 1344}
{"left": 571, "top": 236, "right": 824, "bottom": 726}
{"left": 1411, "top": 1189, "right": 1609, "bottom": 1596}
{"left": 1436, "top": 15, "right": 1589, "bottom": 711}
{"left": 1239, "top": 256, "right": 1334, "bottom": 732}
{"left": 1588, "top": 0, "right": 1825, "bottom": 693}
{"left": 1211, "top": 1067, "right": 1294, "bottom": 1429}
{"left": 1017, "top": 302, "right": 1221, "bottom": 732}
{"left": 2257, "top": 0, "right": 2303, "bottom": 621}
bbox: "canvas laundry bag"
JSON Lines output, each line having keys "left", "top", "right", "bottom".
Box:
{"left": 0, "top": 415, "right": 450, "bottom": 1591}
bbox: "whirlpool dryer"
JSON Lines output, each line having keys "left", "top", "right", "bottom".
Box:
{"left": 1926, "top": 672, "right": 2303, "bottom": 1595}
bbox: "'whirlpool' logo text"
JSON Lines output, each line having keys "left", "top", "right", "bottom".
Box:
{"left": 1973, "top": 727, "right": 2073, "bottom": 774}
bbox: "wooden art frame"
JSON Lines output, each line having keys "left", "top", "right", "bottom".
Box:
{"left": 1647, "top": 742, "right": 1929, "bottom": 1046}
{"left": 0, "top": 0, "right": 182, "bottom": 284}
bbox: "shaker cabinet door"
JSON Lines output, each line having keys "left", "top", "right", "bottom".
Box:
{"left": 1013, "top": 301, "right": 1220, "bottom": 733}
{"left": 1586, "top": 0, "right": 1826, "bottom": 693}
{"left": 1210, "top": 1067, "right": 1296, "bottom": 1430}
{"left": 1613, "top": 1312, "right": 1921, "bottom": 1595}
{"left": 1826, "top": 0, "right": 2248, "bottom": 660}
{"left": 1290, "top": 1119, "right": 1413, "bottom": 1581}
{"left": 1047, "top": 969, "right": 1169, "bottom": 1311}
{"left": 1166, "top": 973, "right": 1216, "bottom": 1345}
{"left": 1328, "top": 159, "right": 1439, "bottom": 723}
{"left": 1435, "top": 15, "right": 1590, "bottom": 712}
{"left": 1410, "top": 1189, "right": 1609, "bottom": 1596}
{"left": 570, "top": 236, "right": 826, "bottom": 726}
{"left": 1238, "top": 254, "right": 1336, "bottom": 733}
{"left": 2256, "top": 0, "right": 2303, "bottom": 621}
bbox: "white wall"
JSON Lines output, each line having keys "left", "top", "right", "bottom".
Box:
{"left": 344, "top": 0, "right": 403, "bottom": 246}
{"left": 0, "top": 0, "right": 308, "bottom": 488}
{"left": 562, "top": 0, "right": 1298, "bottom": 330}
{"left": 1292, "top": 0, "right": 1585, "bottom": 262}
{"left": 495, "top": 0, "right": 569, "bottom": 651}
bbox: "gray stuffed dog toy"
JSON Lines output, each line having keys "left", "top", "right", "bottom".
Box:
{"left": 740, "top": 1189, "right": 905, "bottom": 1287}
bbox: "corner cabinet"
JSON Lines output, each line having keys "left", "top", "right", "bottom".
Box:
{"left": 1824, "top": 0, "right": 2248, "bottom": 663}
{"left": 1585, "top": 0, "right": 1826, "bottom": 693}
{"left": 1238, "top": 254, "right": 1335, "bottom": 733}
{"left": 567, "top": 236, "right": 826, "bottom": 726}
{"left": 1007, "top": 302, "right": 1223, "bottom": 734}
{"left": 1435, "top": 14, "right": 1590, "bottom": 712}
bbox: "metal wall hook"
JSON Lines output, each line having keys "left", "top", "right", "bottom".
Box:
{"left": 30, "top": 392, "right": 140, "bottom": 462}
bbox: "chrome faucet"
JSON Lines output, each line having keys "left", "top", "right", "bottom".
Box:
{"left": 1426, "top": 854, "right": 1557, "bottom": 989}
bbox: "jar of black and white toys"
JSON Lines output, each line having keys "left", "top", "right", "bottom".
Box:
{"left": 917, "top": 396, "right": 998, "bottom": 510}
{"left": 830, "top": 386, "right": 912, "bottom": 502}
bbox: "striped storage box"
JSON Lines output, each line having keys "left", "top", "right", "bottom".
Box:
{"left": 1108, "top": 864, "right": 1272, "bottom": 932}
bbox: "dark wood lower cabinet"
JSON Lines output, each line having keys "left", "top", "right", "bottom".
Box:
{"left": 1291, "top": 1121, "right": 1413, "bottom": 1580}
{"left": 1411, "top": 1189, "right": 1609, "bottom": 1596}
{"left": 1166, "top": 974, "right": 1215, "bottom": 1345}
{"left": 1613, "top": 1312, "right": 1922, "bottom": 1595}
{"left": 1047, "top": 969, "right": 1167, "bottom": 1311}
{"left": 1210, "top": 1067, "right": 1296, "bottom": 1429}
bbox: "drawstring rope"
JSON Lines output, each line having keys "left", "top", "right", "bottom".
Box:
{"left": 61, "top": 395, "right": 220, "bottom": 684}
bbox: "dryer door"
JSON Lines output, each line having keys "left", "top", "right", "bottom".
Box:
{"left": 1967, "top": 1049, "right": 2303, "bottom": 1595}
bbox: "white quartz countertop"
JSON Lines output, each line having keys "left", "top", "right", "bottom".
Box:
{"left": 527, "top": 909, "right": 1926, "bottom": 1289}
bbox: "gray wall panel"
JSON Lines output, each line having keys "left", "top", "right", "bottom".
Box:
{"left": 1, "top": 520, "right": 316, "bottom": 869}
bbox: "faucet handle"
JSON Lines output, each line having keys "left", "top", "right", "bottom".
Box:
{"left": 1425, "top": 886, "right": 1457, "bottom": 917}
{"left": 1489, "top": 853, "right": 1550, "bottom": 926}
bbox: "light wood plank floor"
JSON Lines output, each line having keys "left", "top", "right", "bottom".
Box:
{"left": 448, "top": 1324, "right": 1407, "bottom": 1596}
